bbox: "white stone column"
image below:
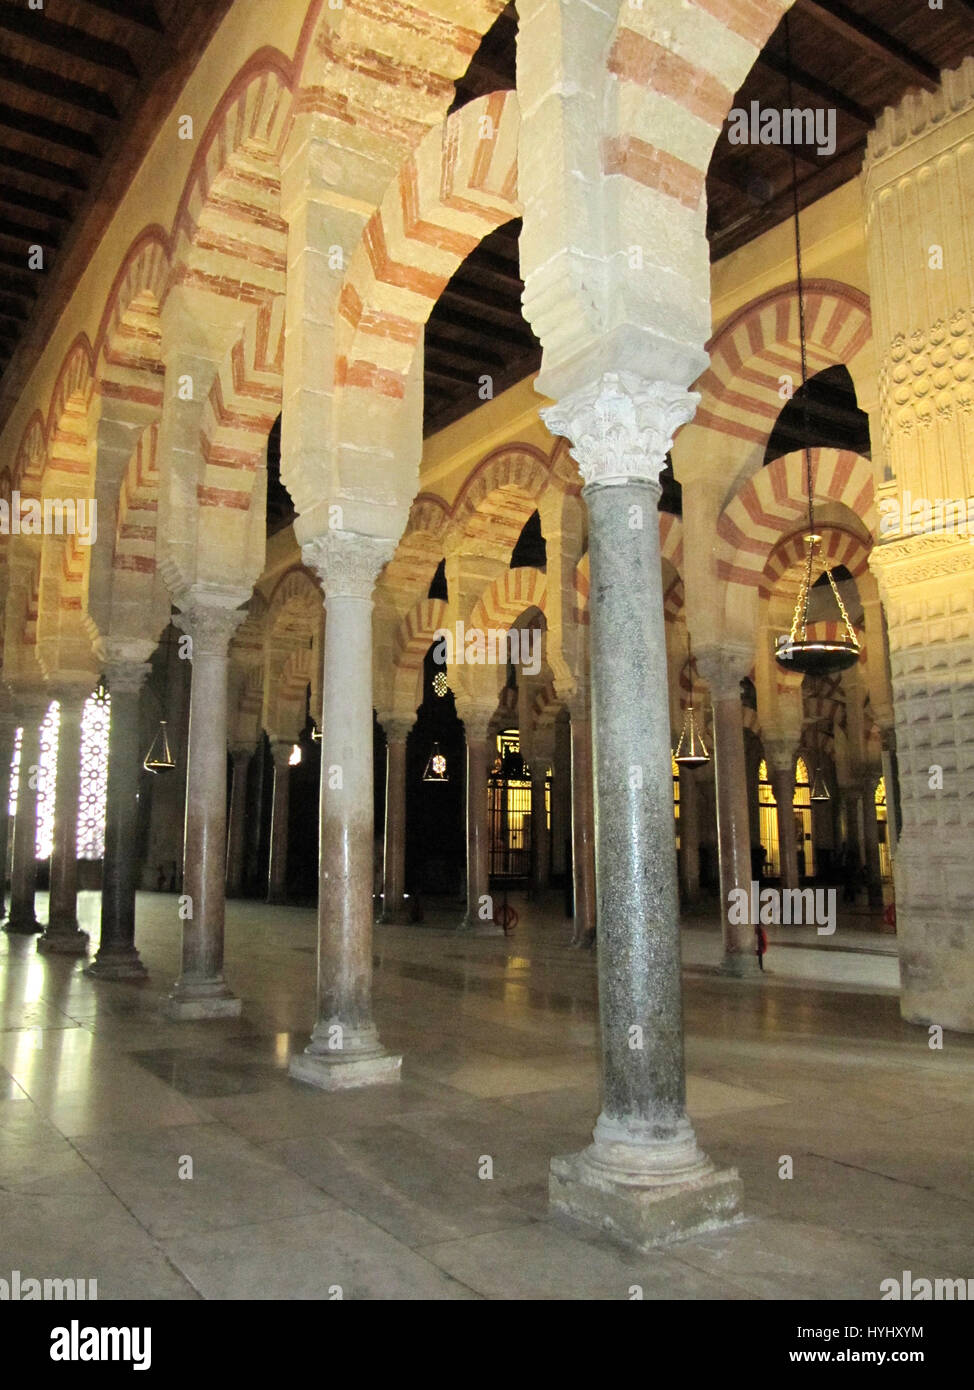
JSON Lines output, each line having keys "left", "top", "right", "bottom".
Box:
{"left": 225, "top": 745, "right": 251, "bottom": 898}
{"left": 698, "top": 647, "right": 761, "bottom": 976}
{"left": 266, "top": 740, "right": 292, "bottom": 905}
{"left": 4, "top": 700, "right": 45, "bottom": 936}
{"left": 541, "top": 374, "right": 741, "bottom": 1248}
{"left": 168, "top": 594, "right": 246, "bottom": 1020}
{"left": 864, "top": 62, "right": 974, "bottom": 1031}
{"left": 677, "top": 766, "right": 701, "bottom": 906}
{"left": 289, "top": 532, "right": 401, "bottom": 1090}
{"left": 39, "top": 686, "right": 90, "bottom": 954}
{"left": 457, "top": 705, "right": 500, "bottom": 935}
{"left": 568, "top": 695, "right": 596, "bottom": 946}
{"left": 380, "top": 718, "right": 411, "bottom": 924}
{"left": 87, "top": 653, "right": 151, "bottom": 978}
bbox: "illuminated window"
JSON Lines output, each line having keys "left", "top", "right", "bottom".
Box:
{"left": 672, "top": 753, "right": 680, "bottom": 852}
{"left": 794, "top": 756, "right": 814, "bottom": 878}
{"left": 757, "top": 758, "right": 780, "bottom": 876}
{"left": 35, "top": 702, "right": 60, "bottom": 860}
{"left": 77, "top": 689, "right": 111, "bottom": 860}
{"left": 875, "top": 776, "right": 892, "bottom": 882}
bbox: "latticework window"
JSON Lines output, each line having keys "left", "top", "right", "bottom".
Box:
{"left": 35, "top": 702, "right": 60, "bottom": 860}
{"left": 8, "top": 726, "right": 22, "bottom": 817}
{"left": 77, "top": 689, "right": 110, "bottom": 860}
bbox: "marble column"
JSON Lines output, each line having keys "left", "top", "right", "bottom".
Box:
{"left": 568, "top": 699, "right": 597, "bottom": 946}
{"left": 168, "top": 596, "right": 246, "bottom": 1019}
{"left": 0, "top": 712, "right": 17, "bottom": 921}
{"left": 266, "top": 740, "right": 292, "bottom": 904}
{"left": 768, "top": 763, "right": 799, "bottom": 892}
{"left": 699, "top": 648, "right": 761, "bottom": 976}
{"left": 541, "top": 375, "right": 741, "bottom": 1249}
{"left": 529, "top": 757, "right": 550, "bottom": 898}
{"left": 458, "top": 707, "right": 500, "bottom": 935}
{"left": 860, "top": 772, "right": 884, "bottom": 909}
{"left": 86, "top": 656, "right": 150, "bottom": 977}
{"left": 5, "top": 702, "right": 45, "bottom": 935}
{"left": 380, "top": 719, "right": 411, "bottom": 924}
{"left": 225, "top": 745, "right": 251, "bottom": 897}
{"left": 289, "top": 532, "right": 401, "bottom": 1089}
{"left": 39, "top": 687, "right": 90, "bottom": 954}
{"left": 677, "top": 766, "right": 701, "bottom": 906}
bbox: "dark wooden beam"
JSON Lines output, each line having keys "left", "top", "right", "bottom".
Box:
{"left": 76, "top": 0, "right": 164, "bottom": 33}
{"left": 0, "top": 185, "right": 71, "bottom": 222}
{"left": 0, "top": 103, "right": 101, "bottom": 158}
{"left": 0, "top": 146, "right": 88, "bottom": 191}
{"left": 0, "top": 56, "right": 120, "bottom": 120}
{"left": 0, "top": 249, "right": 48, "bottom": 274}
{"left": 439, "top": 283, "right": 526, "bottom": 324}
{"left": 425, "top": 366, "right": 473, "bottom": 389}
{"left": 0, "top": 297, "right": 29, "bottom": 322}
{"left": 431, "top": 301, "right": 536, "bottom": 349}
{"left": 0, "top": 4, "right": 140, "bottom": 79}
{"left": 756, "top": 51, "right": 874, "bottom": 125}
{"left": 425, "top": 338, "right": 507, "bottom": 371}
{"left": 800, "top": 0, "right": 940, "bottom": 91}
{"left": 0, "top": 216, "right": 60, "bottom": 248}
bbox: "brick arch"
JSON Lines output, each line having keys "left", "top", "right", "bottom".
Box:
{"left": 266, "top": 565, "right": 321, "bottom": 635}
{"left": 659, "top": 511, "right": 683, "bottom": 573}
{"left": 469, "top": 568, "right": 547, "bottom": 631}
{"left": 336, "top": 89, "right": 520, "bottom": 404}
{"left": 717, "top": 449, "right": 875, "bottom": 588}
{"left": 113, "top": 425, "right": 160, "bottom": 581}
{"left": 47, "top": 337, "right": 94, "bottom": 451}
{"left": 450, "top": 443, "right": 551, "bottom": 548}
{"left": 694, "top": 281, "right": 871, "bottom": 447}
{"left": 13, "top": 413, "right": 46, "bottom": 498}
{"left": 761, "top": 525, "right": 871, "bottom": 600}
{"left": 95, "top": 227, "right": 169, "bottom": 415}
{"left": 391, "top": 595, "right": 448, "bottom": 713}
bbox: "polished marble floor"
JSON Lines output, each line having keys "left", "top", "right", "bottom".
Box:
{"left": 1, "top": 890, "right": 971, "bottom": 1300}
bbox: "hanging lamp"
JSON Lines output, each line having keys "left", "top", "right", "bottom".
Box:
{"left": 810, "top": 763, "right": 831, "bottom": 803}
{"left": 143, "top": 719, "right": 176, "bottom": 773}
{"left": 422, "top": 742, "right": 448, "bottom": 783}
{"left": 774, "top": 16, "right": 860, "bottom": 678}
{"left": 674, "top": 630, "right": 710, "bottom": 768}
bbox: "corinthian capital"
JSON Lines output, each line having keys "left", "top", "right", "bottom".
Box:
{"left": 541, "top": 373, "right": 699, "bottom": 489}
{"left": 174, "top": 591, "right": 249, "bottom": 660}
{"left": 301, "top": 530, "right": 396, "bottom": 599}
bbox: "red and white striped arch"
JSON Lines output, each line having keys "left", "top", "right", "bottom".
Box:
{"left": 695, "top": 281, "right": 871, "bottom": 447}
{"left": 336, "top": 89, "right": 519, "bottom": 402}
{"left": 113, "top": 425, "right": 160, "bottom": 579}
{"left": 761, "top": 525, "right": 872, "bottom": 601}
{"left": 717, "top": 449, "right": 875, "bottom": 588}
{"left": 390, "top": 595, "right": 448, "bottom": 713}
{"left": 469, "top": 568, "right": 547, "bottom": 633}
{"left": 95, "top": 228, "right": 169, "bottom": 418}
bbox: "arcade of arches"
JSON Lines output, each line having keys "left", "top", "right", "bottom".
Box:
{"left": 1, "top": 0, "right": 973, "bottom": 1278}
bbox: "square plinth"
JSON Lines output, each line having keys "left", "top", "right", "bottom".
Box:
{"left": 288, "top": 1049, "right": 402, "bottom": 1091}
{"left": 550, "top": 1151, "right": 743, "bottom": 1252}
{"left": 166, "top": 994, "right": 243, "bottom": 1021}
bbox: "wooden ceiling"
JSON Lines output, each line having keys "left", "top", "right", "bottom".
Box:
{"left": 2, "top": 0, "right": 973, "bottom": 443}
{"left": 0, "top": 0, "right": 234, "bottom": 430}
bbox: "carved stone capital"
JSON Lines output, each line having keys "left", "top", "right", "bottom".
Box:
{"left": 541, "top": 373, "right": 699, "bottom": 489}
{"left": 869, "top": 533, "right": 974, "bottom": 594}
{"left": 269, "top": 739, "right": 295, "bottom": 769}
{"left": 174, "top": 595, "right": 247, "bottom": 659}
{"left": 695, "top": 643, "right": 752, "bottom": 702}
{"left": 382, "top": 717, "right": 413, "bottom": 745}
{"left": 301, "top": 530, "right": 396, "bottom": 599}
{"left": 105, "top": 660, "right": 151, "bottom": 697}
{"left": 457, "top": 703, "right": 495, "bottom": 744}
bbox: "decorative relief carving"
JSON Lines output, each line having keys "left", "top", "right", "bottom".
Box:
{"left": 174, "top": 603, "right": 246, "bottom": 659}
{"left": 879, "top": 308, "right": 974, "bottom": 439}
{"left": 541, "top": 373, "right": 699, "bottom": 488}
{"left": 301, "top": 531, "right": 396, "bottom": 599}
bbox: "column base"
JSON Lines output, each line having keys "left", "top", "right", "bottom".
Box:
{"left": 289, "top": 1026, "right": 402, "bottom": 1091}
{"left": 457, "top": 913, "right": 505, "bottom": 936}
{"left": 378, "top": 904, "right": 412, "bottom": 925}
{"left": 4, "top": 913, "right": 40, "bottom": 935}
{"left": 37, "top": 928, "right": 89, "bottom": 956}
{"left": 718, "top": 950, "right": 763, "bottom": 978}
{"left": 167, "top": 979, "right": 242, "bottom": 1020}
{"left": 549, "top": 1123, "right": 742, "bottom": 1252}
{"left": 85, "top": 946, "right": 147, "bottom": 980}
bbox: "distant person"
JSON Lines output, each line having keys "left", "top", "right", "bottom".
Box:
{"left": 755, "top": 924, "right": 768, "bottom": 971}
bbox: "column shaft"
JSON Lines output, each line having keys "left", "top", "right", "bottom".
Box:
{"left": 460, "top": 729, "right": 497, "bottom": 933}
{"left": 860, "top": 775, "right": 884, "bottom": 909}
{"left": 770, "top": 767, "right": 799, "bottom": 892}
{"left": 289, "top": 531, "right": 400, "bottom": 1089}
{"left": 266, "top": 743, "right": 291, "bottom": 904}
{"left": 225, "top": 749, "right": 251, "bottom": 897}
{"left": 87, "top": 673, "right": 148, "bottom": 977}
{"left": 169, "top": 602, "right": 243, "bottom": 1019}
{"left": 530, "top": 760, "right": 550, "bottom": 897}
{"left": 569, "top": 712, "right": 596, "bottom": 944}
{"left": 5, "top": 711, "right": 43, "bottom": 934}
{"left": 677, "top": 767, "right": 701, "bottom": 906}
{"left": 711, "top": 688, "right": 760, "bottom": 974}
{"left": 380, "top": 734, "right": 409, "bottom": 923}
